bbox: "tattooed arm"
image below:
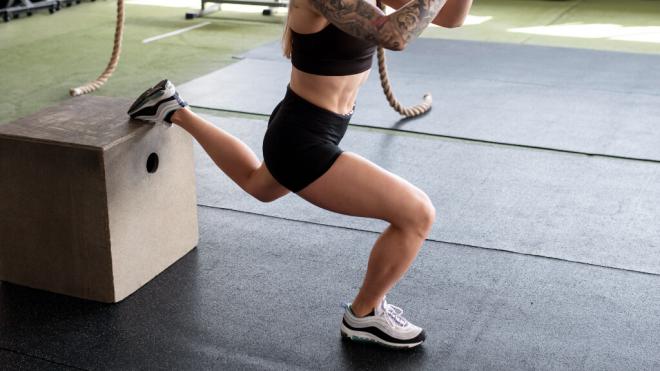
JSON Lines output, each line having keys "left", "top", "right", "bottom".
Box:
{"left": 381, "top": 0, "right": 472, "bottom": 28}
{"left": 308, "top": 0, "right": 448, "bottom": 50}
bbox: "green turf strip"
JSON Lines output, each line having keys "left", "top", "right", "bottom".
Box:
{"left": 1, "top": 0, "right": 658, "bottom": 124}
{"left": 0, "top": 1, "right": 285, "bottom": 124}
{"left": 423, "top": 0, "right": 660, "bottom": 55}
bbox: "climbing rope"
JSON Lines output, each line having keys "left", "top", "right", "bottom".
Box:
{"left": 376, "top": 0, "right": 432, "bottom": 118}
{"left": 69, "top": 0, "right": 431, "bottom": 118}
{"left": 69, "top": 0, "right": 125, "bottom": 96}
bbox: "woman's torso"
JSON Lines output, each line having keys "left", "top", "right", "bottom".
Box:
{"left": 287, "top": 0, "right": 377, "bottom": 115}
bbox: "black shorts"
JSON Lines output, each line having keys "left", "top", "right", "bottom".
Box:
{"left": 263, "top": 86, "right": 351, "bottom": 192}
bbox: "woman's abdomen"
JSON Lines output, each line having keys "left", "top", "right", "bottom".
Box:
{"left": 289, "top": 66, "right": 370, "bottom": 116}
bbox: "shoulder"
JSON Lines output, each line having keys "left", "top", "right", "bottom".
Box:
{"left": 289, "top": 0, "right": 379, "bottom": 25}
{"left": 288, "top": 0, "right": 328, "bottom": 33}
{"left": 290, "top": 0, "right": 322, "bottom": 15}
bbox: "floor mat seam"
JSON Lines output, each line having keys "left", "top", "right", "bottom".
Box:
{"left": 193, "top": 107, "right": 660, "bottom": 164}
{"left": 197, "top": 204, "right": 660, "bottom": 278}
{"left": 0, "top": 346, "right": 89, "bottom": 371}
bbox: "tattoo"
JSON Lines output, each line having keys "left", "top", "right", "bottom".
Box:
{"left": 370, "top": 15, "right": 388, "bottom": 29}
{"left": 391, "top": 0, "right": 445, "bottom": 44}
{"left": 308, "top": 0, "right": 446, "bottom": 50}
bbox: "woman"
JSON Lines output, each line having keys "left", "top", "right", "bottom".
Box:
{"left": 128, "top": 0, "right": 472, "bottom": 349}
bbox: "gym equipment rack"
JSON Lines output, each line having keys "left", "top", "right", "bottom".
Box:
{"left": 185, "top": 0, "right": 287, "bottom": 19}
{"left": 1, "top": 0, "right": 84, "bottom": 22}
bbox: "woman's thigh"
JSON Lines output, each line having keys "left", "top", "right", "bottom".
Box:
{"left": 249, "top": 162, "right": 290, "bottom": 202}
{"left": 296, "top": 152, "right": 434, "bottom": 227}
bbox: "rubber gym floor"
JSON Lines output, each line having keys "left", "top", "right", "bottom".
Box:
{"left": 1, "top": 0, "right": 660, "bottom": 369}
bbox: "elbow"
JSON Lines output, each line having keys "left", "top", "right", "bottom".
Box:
{"left": 383, "top": 37, "right": 408, "bottom": 51}
{"left": 443, "top": 21, "right": 464, "bottom": 28}
{"left": 386, "top": 43, "right": 406, "bottom": 52}
{"left": 377, "top": 20, "right": 409, "bottom": 51}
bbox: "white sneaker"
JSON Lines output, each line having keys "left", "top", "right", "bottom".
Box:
{"left": 341, "top": 297, "right": 426, "bottom": 349}
{"left": 127, "top": 79, "right": 188, "bottom": 127}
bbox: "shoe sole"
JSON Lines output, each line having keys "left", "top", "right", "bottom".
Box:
{"left": 127, "top": 79, "right": 169, "bottom": 116}
{"left": 340, "top": 323, "right": 424, "bottom": 349}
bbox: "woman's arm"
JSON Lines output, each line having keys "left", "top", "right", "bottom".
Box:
{"left": 308, "top": 0, "right": 448, "bottom": 51}
{"left": 432, "top": 0, "right": 472, "bottom": 28}
{"left": 381, "top": 0, "right": 473, "bottom": 28}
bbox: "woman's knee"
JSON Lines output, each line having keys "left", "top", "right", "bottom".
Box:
{"left": 251, "top": 191, "right": 279, "bottom": 203}
{"left": 415, "top": 192, "right": 436, "bottom": 237}
{"left": 246, "top": 165, "right": 289, "bottom": 203}
{"left": 393, "top": 191, "right": 436, "bottom": 239}
{"left": 248, "top": 185, "right": 287, "bottom": 203}
{"left": 245, "top": 180, "right": 286, "bottom": 203}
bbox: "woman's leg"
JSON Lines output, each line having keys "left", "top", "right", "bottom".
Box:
{"left": 296, "top": 152, "right": 436, "bottom": 317}
{"left": 170, "top": 107, "right": 289, "bottom": 203}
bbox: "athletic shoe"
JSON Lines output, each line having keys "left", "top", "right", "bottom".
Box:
{"left": 127, "top": 79, "right": 188, "bottom": 127}
{"left": 340, "top": 297, "right": 426, "bottom": 349}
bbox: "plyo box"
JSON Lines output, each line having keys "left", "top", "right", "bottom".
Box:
{"left": 0, "top": 96, "right": 199, "bottom": 303}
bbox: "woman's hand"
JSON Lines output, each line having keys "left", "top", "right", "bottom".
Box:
{"left": 380, "top": 0, "right": 473, "bottom": 28}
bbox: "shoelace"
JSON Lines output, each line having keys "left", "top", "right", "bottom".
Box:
{"left": 383, "top": 303, "right": 408, "bottom": 327}
{"left": 341, "top": 301, "right": 409, "bottom": 327}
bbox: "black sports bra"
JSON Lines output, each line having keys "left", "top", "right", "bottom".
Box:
{"left": 290, "top": 23, "right": 377, "bottom": 76}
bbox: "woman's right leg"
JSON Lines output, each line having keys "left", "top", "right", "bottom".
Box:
{"left": 170, "top": 107, "right": 289, "bottom": 203}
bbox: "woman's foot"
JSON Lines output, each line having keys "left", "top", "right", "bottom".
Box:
{"left": 127, "top": 79, "right": 188, "bottom": 127}
{"left": 341, "top": 297, "right": 426, "bottom": 349}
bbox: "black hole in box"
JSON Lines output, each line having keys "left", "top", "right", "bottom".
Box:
{"left": 146, "top": 153, "right": 159, "bottom": 173}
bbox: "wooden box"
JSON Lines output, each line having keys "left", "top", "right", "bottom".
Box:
{"left": 0, "top": 96, "right": 199, "bottom": 302}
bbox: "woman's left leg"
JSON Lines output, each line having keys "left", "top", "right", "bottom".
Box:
{"left": 296, "top": 151, "right": 433, "bottom": 347}
{"left": 296, "top": 151, "right": 436, "bottom": 316}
